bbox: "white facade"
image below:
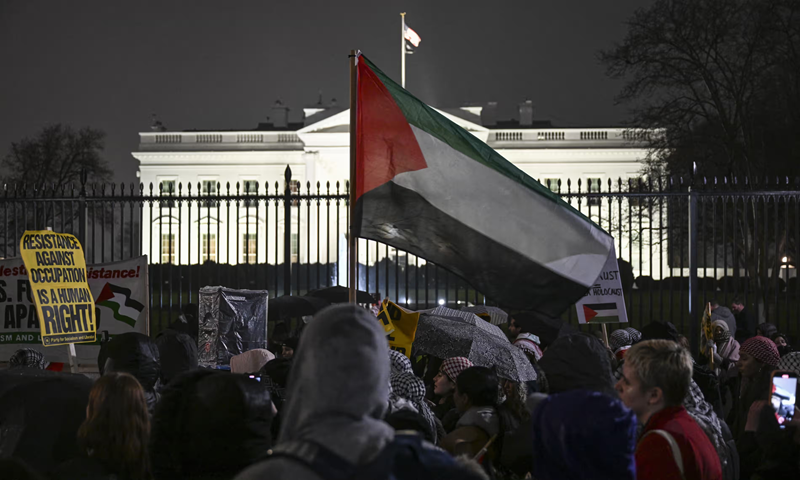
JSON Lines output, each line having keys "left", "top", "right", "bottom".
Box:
{"left": 134, "top": 106, "right": 658, "bottom": 278}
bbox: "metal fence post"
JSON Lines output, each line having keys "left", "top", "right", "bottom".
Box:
{"left": 284, "top": 166, "right": 292, "bottom": 296}
{"left": 78, "top": 170, "right": 87, "bottom": 250}
{"left": 688, "top": 172, "right": 700, "bottom": 354}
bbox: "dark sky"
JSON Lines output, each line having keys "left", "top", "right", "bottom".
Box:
{"left": 0, "top": 0, "right": 650, "bottom": 183}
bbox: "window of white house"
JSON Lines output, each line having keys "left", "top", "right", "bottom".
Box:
{"left": 242, "top": 233, "right": 257, "bottom": 264}
{"left": 201, "top": 180, "right": 218, "bottom": 207}
{"left": 243, "top": 180, "right": 258, "bottom": 207}
{"left": 159, "top": 180, "right": 176, "bottom": 208}
{"left": 201, "top": 233, "right": 217, "bottom": 262}
{"left": 588, "top": 178, "right": 602, "bottom": 206}
{"left": 291, "top": 232, "right": 299, "bottom": 263}
{"left": 161, "top": 234, "right": 175, "bottom": 264}
{"left": 543, "top": 178, "right": 561, "bottom": 193}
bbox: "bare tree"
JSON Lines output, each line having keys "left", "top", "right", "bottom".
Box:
{"left": 2, "top": 124, "right": 111, "bottom": 186}
{"left": 600, "top": 0, "right": 800, "bottom": 179}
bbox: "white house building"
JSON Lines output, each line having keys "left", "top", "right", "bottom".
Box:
{"left": 134, "top": 99, "right": 663, "bottom": 280}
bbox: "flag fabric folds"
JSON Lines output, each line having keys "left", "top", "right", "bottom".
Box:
{"left": 403, "top": 24, "right": 421, "bottom": 47}
{"left": 353, "top": 54, "right": 614, "bottom": 317}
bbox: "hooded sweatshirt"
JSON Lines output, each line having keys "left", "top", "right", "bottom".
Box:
{"left": 235, "top": 305, "right": 394, "bottom": 480}
{"left": 538, "top": 333, "right": 617, "bottom": 396}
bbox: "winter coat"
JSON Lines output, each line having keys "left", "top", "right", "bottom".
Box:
{"left": 711, "top": 307, "right": 737, "bottom": 336}
{"left": 636, "top": 406, "right": 723, "bottom": 480}
{"left": 235, "top": 305, "right": 395, "bottom": 480}
{"left": 98, "top": 332, "right": 161, "bottom": 413}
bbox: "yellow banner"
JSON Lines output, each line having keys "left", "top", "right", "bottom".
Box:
{"left": 20, "top": 231, "right": 96, "bottom": 346}
{"left": 377, "top": 299, "right": 420, "bottom": 358}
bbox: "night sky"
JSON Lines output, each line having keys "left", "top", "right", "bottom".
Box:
{"left": 0, "top": 0, "right": 651, "bottom": 183}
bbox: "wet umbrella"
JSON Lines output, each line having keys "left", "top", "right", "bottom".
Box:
{"left": 0, "top": 370, "right": 93, "bottom": 472}
{"left": 461, "top": 306, "right": 509, "bottom": 326}
{"left": 306, "top": 285, "right": 374, "bottom": 304}
{"left": 413, "top": 313, "right": 537, "bottom": 383}
{"left": 423, "top": 306, "right": 508, "bottom": 342}
{"left": 268, "top": 294, "right": 330, "bottom": 321}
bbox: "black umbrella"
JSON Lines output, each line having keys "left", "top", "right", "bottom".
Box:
{"left": 306, "top": 285, "right": 374, "bottom": 304}
{"left": 268, "top": 295, "right": 330, "bottom": 321}
{"left": 0, "top": 370, "right": 93, "bottom": 472}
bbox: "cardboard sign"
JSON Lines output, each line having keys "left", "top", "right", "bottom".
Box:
{"left": 0, "top": 256, "right": 149, "bottom": 362}
{"left": 377, "top": 299, "right": 420, "bottom": 358}
{"left": 575, "top": 245, "right": 628, "bottom": 324}
{"left": 19, "top": 231, "right": 96, "bottom": 346}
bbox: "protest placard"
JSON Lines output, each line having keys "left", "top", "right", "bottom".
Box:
{"left": 377, "top": 299, "right": 420, "bottom": 357}
{"left": 19, "top": 231, "right": 96, "bottom": 346}
{"left": 575, "top": 245, "right": 629, "bottom": 324}
{"left": 0, "top": 256, "right": 149, "bottom": 362}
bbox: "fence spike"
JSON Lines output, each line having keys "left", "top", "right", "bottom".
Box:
{"left": 226, "top": 182, "right": 230, "bottom": 194}
{"left": 336, "top": 181, "right": 340, "bottom": 194}
{"left": 111, "top": 183, "right": 116, "bottom": 195}
{"left": 557, "top": 178, "right": 562, "bottom": 193}
{"left": 236, "top": 182, "right": 240, "bottom": 193}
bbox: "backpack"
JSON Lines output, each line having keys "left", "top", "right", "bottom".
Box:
{"left": 265, "top": 432, "right": 483, "bottom": 480}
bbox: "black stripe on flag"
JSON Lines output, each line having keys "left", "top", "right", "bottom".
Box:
{"left": 585, "top": 302, "right": 617, "bottom": 311}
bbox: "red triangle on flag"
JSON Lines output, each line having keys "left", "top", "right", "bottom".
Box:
{"left": 583, "top": 305, "right": 598, "bottom": 322}
{"left": 95, "top": 283, "right": 114, "bottom": 304}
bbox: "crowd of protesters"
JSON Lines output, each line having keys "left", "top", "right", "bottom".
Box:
{"left": 1, "top": 298, "right": 800, "bottom": 480}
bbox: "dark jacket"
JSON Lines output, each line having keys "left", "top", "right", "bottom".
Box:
{"left": 154, "top": 329, "right": 198, "bottom": 385}
{"left": 98, "top": 332, "right": 161, "bottom": 413}
{"left": 52, "top": 456, "right": 118, "bottom": 480}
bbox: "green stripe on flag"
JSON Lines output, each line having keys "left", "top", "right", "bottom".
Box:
{"left": 99, "top": 300, "right": 137, "bottom": 327}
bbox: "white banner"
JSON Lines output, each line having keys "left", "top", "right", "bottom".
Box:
{"left": 0, "top": 256, "right": 149, "bottom": 363}
{"left": 575, "top": 245, "right": 629, "bottom": 325}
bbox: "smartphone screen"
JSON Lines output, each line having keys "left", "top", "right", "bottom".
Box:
{"left": 771, "top": 372, "right": 797, "bottom": 428}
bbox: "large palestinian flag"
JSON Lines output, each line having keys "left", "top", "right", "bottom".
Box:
{"left": 353, "top": 54, "right": 614, "bottom": 317}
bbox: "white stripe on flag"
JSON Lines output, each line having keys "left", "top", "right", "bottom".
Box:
{"left": 108, "top": 292, "right": 141, "bottom": 320}
{"left": 393, "top": 125, "right": 612, "bottom": 287}
{"left": 404, "top": 24, "right": 421, "bottom": 47}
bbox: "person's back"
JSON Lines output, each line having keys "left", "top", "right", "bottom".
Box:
{"left": 637, "top": 405, "right": 723, "bottom": 480}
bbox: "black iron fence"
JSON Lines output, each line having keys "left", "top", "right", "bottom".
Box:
{"left": 2, "top": 168, "right": 799, "bottom": 343}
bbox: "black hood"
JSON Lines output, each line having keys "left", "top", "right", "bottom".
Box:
{"left": 538, "top": 333, "right": 616, "bottom": 396}
{"left": 98, "top": 332, "right": 161, "bottom": 391}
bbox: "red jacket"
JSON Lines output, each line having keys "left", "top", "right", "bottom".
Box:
{"left": 635, "top": 405, "right": 722, "bottom": 480}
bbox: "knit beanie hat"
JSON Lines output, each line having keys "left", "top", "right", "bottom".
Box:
{"left": 740, "top": 336, "right": 780, "bottom": 367}
{"left": 440, "top": 357, "right": 473, "bottom": 382}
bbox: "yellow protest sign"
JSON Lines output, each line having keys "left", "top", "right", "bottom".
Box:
{"left": 377, "top": 299, "right": 420, "bottom": 358}
{"left": 20, "top": 231, "right": 96, "bottom": 346}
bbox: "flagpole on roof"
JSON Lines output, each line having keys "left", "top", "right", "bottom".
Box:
{"left": 348, "top": 49, "right": 358, "bottom": 304}
{"left": 401, "top": 12, "right": 406, "bottom": 88}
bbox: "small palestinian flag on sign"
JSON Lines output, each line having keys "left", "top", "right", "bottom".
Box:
{"left": 582, "top": 303, "right": 619, "bottom": 323}
{"left": 96, "top": 283, "right": 144, "bottom": 327}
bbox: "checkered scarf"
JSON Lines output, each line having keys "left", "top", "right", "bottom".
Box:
{"left": 389, "top": 349, "right": 413, "bottom": 375}
{"left": 389, "top": 372, "right": 438, "bottom": 443}
{"left": 9, "top": 348, "right": 47, "bottom": 369}
{"left": 514, "top": 333, "right": 543, "bottom": 361}
{"left": 712, "top": 320, "right": 732, "bottom": 346}
{"left": 624, "top": 328, "right": 642, "bottom": 343}
{"left": 778, "top": 352, "right": 800, "bottom": 375}
{"left": 440, "top": 356, "right": 473, "bottom": 382}
{"left": 609, "top": 329, "right": 632, "bottom": 351}
{"left": 741, "top": 336, "right": 781, "bottom": 367}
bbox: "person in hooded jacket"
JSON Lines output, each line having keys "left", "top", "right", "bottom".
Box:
{"left": 531, "top": 389, "right": 638, "bottom": 480}
{"left": 153, "top": 329, "right": 197, "bottom": 386}
{"left": 97, "top": 332, "right": 161, "bottom": 415}
{"left": 537, "top": 333, "right": 617, "bottom": 396}
{"left": 150, "top": 370, "right": 274, "bottom": 480}
{"left": 235, "top": 304, "right": 484, "bottom": 480}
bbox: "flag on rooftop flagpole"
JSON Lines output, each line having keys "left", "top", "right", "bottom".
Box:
{"left": 403, "top": 24, "right": 421, "bottom": 47}
{"left": 353, "top": 54, "right": 615, "bottom": 317}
